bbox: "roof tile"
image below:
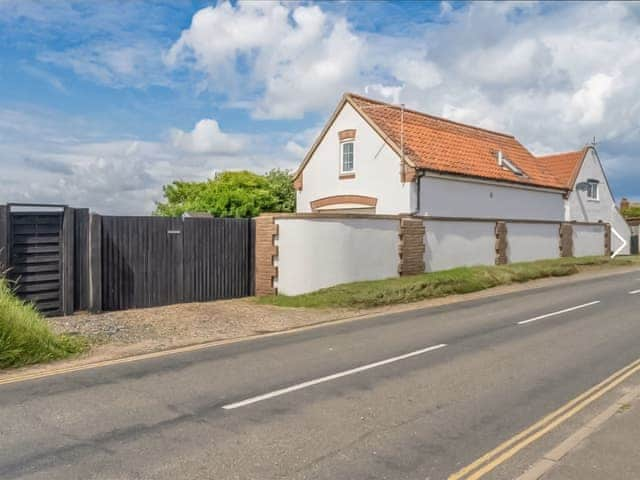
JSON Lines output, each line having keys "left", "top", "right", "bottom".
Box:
{"left": 348, "top": 93, "right": 567, "bottom": 190}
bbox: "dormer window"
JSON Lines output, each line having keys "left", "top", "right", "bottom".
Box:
{"left": 341, "top": 141, "right": 354, "bottom": 173}
{"left": 586, "top": 179, "right": 599, "bottom": 200}
{"left": 497, "top": 150, "right": 525, "bottom": 177}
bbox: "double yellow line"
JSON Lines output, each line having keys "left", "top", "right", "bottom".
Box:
{"left": 449, "top": 356, "right": 640, "bottom": 479}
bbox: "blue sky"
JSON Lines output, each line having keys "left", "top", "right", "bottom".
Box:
{"left": 1, "top": 1, "right": 639, "bottom": 214}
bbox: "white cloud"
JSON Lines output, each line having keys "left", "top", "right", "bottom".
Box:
{"left": 570, "top": 73, "right": 615, "bottom": 126}
{"left": 285, "top": 140, "right": 307, "bottom": 158}
{"left": 391, "top": 58, "right": 442, "bottom": 91}
{"left": 166, "top": 2, "right": 363, "bottom": 119}
{"left": 0, "top": 109, "right": 294, "bottom": 215}
{"left": 171, "top": 118, "right": 243, "bottom": 154}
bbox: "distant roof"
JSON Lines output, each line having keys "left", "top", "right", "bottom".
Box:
{"left": 536, "top": 148, "right": 588, "bottom": 189}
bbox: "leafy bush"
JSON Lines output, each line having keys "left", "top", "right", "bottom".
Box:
{"left": 154, "top": 169, "right": 295, "bottom": 218}
{"left": 0, "top": 278, "right": 86, "bottom": 369}
{"left": 621, "top": 205, "right": 640, "bottom": 219}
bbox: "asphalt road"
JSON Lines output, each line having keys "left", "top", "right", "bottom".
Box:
{"left": 2, "top": 270, "right": 640, "bottom": 480}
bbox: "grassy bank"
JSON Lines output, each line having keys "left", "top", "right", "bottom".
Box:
{"left": 0, "top": 278, "right": 86, "bottom": 369}
{"left": 258, "top": 256, "right": 639, "bottom": 309}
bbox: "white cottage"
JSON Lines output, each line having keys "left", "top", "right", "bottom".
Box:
{"left": 292, "top": 93, "right": 629, "bottom": 253}
{"left": 539, "top": 147, "right": 630, "bottom": 254}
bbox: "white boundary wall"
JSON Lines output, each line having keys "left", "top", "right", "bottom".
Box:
{"left": 573, "top": 224, "right": 605, "bottom": 257}
{"left": 275, "top": 217, "right": 399, "bottom": 296}
{"left": 424, "top": 221, "right": 495, "bottom": 272}
{"left": 266, "top": 215, "right": 611, "bottom": 296}
{"left": 507, "top": 223, "right": 559, "bottom": 263}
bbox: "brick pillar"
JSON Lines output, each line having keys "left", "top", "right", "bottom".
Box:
{"left": 495, "top": 221, "right": 508, "bottom": 265}
{"left": 255, "top": 216, "right": 278, "bottom": 296}
{"left": 604, "top": 223, "right": 612, "bottom": 256}
{"left": 398, "top": 217, "right": 425, "bottom": 276}
{"left": 559, "top": 223, "right": 574, "bottom": 257}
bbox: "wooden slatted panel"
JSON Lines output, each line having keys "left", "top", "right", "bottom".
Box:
{"left": 101, "top": 216, "right": 184, "bottom": 310}
{"left": 8, "top": 211, "right": 63, "bottom": 316}
{"left": 183, "top": 218, "right": 253, "bottom": 302}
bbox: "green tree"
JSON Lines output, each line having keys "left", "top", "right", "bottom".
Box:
{"left": 154, "top": 169, "right": 295, "bottom": 218}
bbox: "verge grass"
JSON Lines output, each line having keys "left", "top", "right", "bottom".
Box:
{"left": 0, "top": 278, "right": 86, "bottom": 369}
{"left": 258, "top": 256, "right": 640, "bottom": 309}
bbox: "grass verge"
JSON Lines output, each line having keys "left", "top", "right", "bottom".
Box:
{"left": 258, "top": 256, "right": 640, "bottom": 309}
{"left": 0, "top": 278, "right": 87, "bottom": 369}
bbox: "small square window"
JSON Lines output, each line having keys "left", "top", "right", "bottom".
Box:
{"left": 586, "top": 180, "right": 599, "bottom": 200}
{"left": 341, "top": 142, "right": 354, "bottom": 173}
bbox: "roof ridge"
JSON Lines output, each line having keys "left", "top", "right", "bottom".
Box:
{"left": 536, "top": 146, "right": 588, "bottom": 159}
{"left": 346, "top": 92, "right": 516, "bottom": 140}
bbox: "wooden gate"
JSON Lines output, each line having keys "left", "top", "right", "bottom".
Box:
{"left": 5, "top": 205, "right": 74, "bottom": 316}
{"left": 100, "top": 216, "right": 254, "bottom": 311}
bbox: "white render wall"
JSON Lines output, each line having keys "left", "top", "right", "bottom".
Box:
{"left": 296, "top": 102, "right": 413, "bottom": 215}
{"left": 573, "top": 224, "right": 605, "bottom": 257}
{"left": 275, "top": 217, "right": 399, "bottom": 296}
{"left": 271, "top": 215, "right": 609, "bottom": 296}
{"left": 424, "top": 221, "right": 496, "bottom": 272}
{"left": 419, "top": 175, "right": 565, "bottom": 221}
{"left": 507, "top": 223, "right": 560, "bottom": 263}
{"left": 566, "top": 149, "right": 630, "bottom": 254}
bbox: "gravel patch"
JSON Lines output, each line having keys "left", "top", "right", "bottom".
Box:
{"left": 48, "top": 298, "right": 356, "bottom": 348}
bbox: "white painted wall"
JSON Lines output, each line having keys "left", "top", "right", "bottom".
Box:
{"left": 507, "top": 223, "right": 559, "bottom": 263}
{"left": 566, "top": 149, "right": 630, "bottom": 255}
{"left": 573, "top": 224, "right": 605, "bottom": 257}
{"left": 296, "top": 102, "right": 413, "bottom": 215}
{"left": 275, "top": 217, "right": 399, "bottom": 295}
{"left": 424, "top": 221, "right": 496, "bottom": 272}
{"left": 419, "top": 175, "right": 565, "bottom": 221}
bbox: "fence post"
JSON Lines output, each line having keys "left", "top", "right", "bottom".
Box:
{"left": 89, "top": 213, "right": 102, "bottom": 313}
{"left": 73, "top": 208, "right": 90, "bottom": 310}
{"left": 559, "top": 223, "right": 574, "bottom": 257}
{"left": 0, "top": 205, "right": 7, "bottom": 272}
{"left": 62, "top": 207, "right": 75, "bottom": 315}
{"left": 495, "top": 221, "right": 508, "bottom": 265}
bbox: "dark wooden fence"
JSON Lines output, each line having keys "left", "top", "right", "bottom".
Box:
{"left": 1, "top": 204, "right": 255, "bottom": 315}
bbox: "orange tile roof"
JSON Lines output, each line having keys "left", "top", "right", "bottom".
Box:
{"left": 346, "top": 93, "right": 568, "bottom": 190}
{"left": 536, "top": 148, "right": 587, "bottom": 189}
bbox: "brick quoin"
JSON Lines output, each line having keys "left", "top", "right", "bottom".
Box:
{"left": 604, "top": 223, "right": 612, "bottom": 256}
{"left": 398, "top": 217, "right": 425, "bottom": 276}
{"left": 255, "top": 216, "right": 278, "bottom": 296}
{"left": 495, "top": 221, "right": 508, "bottom": 265}
{"left": 559, "top": 223, "right": 574, "bottom": 257}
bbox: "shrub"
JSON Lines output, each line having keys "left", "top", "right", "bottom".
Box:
{"left": 0, "top": 278, "right": 86, "bottom": 369}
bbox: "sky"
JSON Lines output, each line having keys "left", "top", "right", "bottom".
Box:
{"left": 1, "top": 0, "right": 639, "bottom": 215}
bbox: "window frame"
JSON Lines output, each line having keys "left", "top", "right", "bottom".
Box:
{"left": 340, "top": 140, "right": 355, "bottom": 175}
{"left": 586, "top": 179, "right": 600, "bottom": 201}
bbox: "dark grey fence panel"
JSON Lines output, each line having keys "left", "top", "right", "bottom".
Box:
{"left": 183, "top": 218, "right": 254, "bottom": 302}
{"left": 101, "top": 216, "right": 184, "bottom": 311}
{"left": 9, "top": 210, "right": 64, "bottom": 316}
{"left": 73, "top": 208, "right": 90, "bottom": 311}
{"left": 0, "top": 205, "right": 7, "bottom": 271}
